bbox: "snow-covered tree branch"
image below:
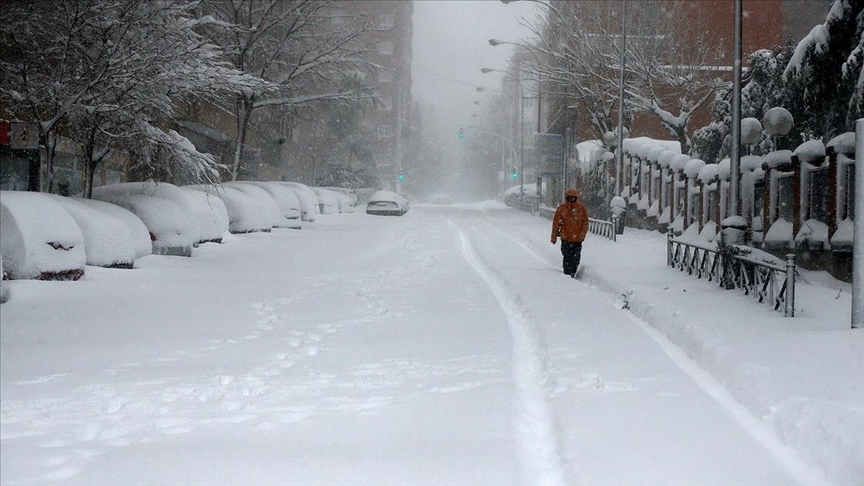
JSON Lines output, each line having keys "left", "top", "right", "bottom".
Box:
{"left": 0, "top": 0, "right": 271, "bottom": 197}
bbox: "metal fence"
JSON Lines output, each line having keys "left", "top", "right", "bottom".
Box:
{"left": 589, "top": 216, "right": 618, "bottom": 242}
{"left": 666, "top": 234, "right": 797, "bottom": 316}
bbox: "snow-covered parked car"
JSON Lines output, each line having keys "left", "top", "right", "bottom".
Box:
{"left": 232, "top": 182, "right": 301, "bottom": 229}
{"left": 311, "top": 187, "right": 340, "bottom": 214}
{"left": 366, "top": 190, "right": 410, "bottom": 216}
{"left": 178, "top": 187, "right": 230, "bottom": 244}
{"left": 186, "top": 184, "right": 272, "bottom": 234}
{"left": 91, "top": 183, "right": 196, "bottom": 257}
{"left": 75, "top": 197, "right": 152, "bottom": 260}
{"left": 323, "top": 187, "right": 357, "bottom": 213}
{"left": 224, "top": 182, "right": 284, "bottom": 229}
{"left": 278, "top": 182, "right": 319, "bottom": 222}
{"left": 0, "top": 191, "right": 86, "bottom": 280}
{"left": 46, "top": 194, "right": 137, "bottom": 268}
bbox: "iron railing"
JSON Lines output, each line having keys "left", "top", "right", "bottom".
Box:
{"left": 666, "top": 234, "right": 796, "bottom": 316}
{"left": 589, "top": 216, "right": 618, "bottom": 242}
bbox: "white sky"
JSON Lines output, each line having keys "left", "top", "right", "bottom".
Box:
{"left": 411, "top": 0, "right": 538, "bottom": 133}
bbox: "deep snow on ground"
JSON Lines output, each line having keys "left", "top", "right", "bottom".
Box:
{"left": 1, "top": 202, "right": 861, "bottom": 485}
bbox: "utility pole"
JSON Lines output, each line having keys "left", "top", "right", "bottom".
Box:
{"left": 729, "top": 0, "right": 743, "bottom": 220}
{"left": 853, "top": 119, "right": 863, "bottom": 329}
{"left": 615, "top": 0, "right": 627, "bottom": 197}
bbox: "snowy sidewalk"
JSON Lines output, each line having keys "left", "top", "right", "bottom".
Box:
{"left": 493, "top": 206, "right": 862, "bottom": 485}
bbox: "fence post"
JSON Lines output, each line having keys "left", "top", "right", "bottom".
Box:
{"left": 612, "top": 215, "right": 618, "bottom": 242}
{"left": 667, "top": 233, "right": 673, "bottom": 267}
{"left": 785, "top": 253, "right": 796, "bottom": 317}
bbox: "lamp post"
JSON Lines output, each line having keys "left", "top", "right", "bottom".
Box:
{"left": 482, "top": 65, "right": 527, "bottom": 200}
{"left": 615, "top": 0, "right": 627, "bottom": 197}
{"left": 490, "top": 40, "right": 542, "bottom": 208}
{"left": 729, "top": 0, "right": 743, "bottom": 226}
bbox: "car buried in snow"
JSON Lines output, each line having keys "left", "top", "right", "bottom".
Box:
{"left": 365, "top": 190, "right": 410, "bottom": 216}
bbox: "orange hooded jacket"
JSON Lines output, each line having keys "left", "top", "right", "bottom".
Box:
{"left": 551, "top": 189, "right": 589, "bottom": 243}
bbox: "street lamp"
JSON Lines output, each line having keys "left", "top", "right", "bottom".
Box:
{"left": 490, "top": 40, "right": 544, "bottom": 208}
{"left": 615, "top": 0, "right": 627, "bottom": 197}
{"left": 483, "top": 64, "right": 527, "bottom": 199}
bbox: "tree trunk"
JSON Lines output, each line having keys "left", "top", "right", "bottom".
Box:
{"left": 230, "top": 96, "right": 254, "bottom": 182}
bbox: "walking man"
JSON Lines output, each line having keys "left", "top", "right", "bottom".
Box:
{"left": 551, "top": 188, "right": 589, "bottom": 278}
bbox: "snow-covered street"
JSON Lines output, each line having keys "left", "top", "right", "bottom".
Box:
{"left": 1, "top": 203, "right": 860, "bottom": 485}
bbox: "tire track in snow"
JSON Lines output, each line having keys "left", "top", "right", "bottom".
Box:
{"left": 448, "top": 218, "right": 567, "bottom": 486}
{"left": 606, "top": 296, "right": 831, "bottom": 486}
{"left": 475, "top": 214, "right": 828, "bottom": 484}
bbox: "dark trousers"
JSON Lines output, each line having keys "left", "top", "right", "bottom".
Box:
{"left": 560, "top": 240, "right": 583, "bottom": 276}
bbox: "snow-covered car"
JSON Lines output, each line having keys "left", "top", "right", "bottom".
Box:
{"left": 311, "top": 187, "right": 340, "bottom": 214}
{"left": 76, "top": 197, "right": 152, "bottom": 260}
{"left": 91, "top": 182, "right": 197, "bottom": 256}
{"left": 366, "top": 190, "right": 410, "bottom": 216}
{"left": 46, "top": 194, "right": 137, "bottom": 269}
{"left": 223, "top": 182, "right": 284, "bottom": 229}
{"left": 0, "top": 191, "right": 86, "bottom": 280}
{"left": 178, "top": 187, "right": 230, "bottom": 244}
{"left": 278, "top": 182, "right": 319, "bottom": 222}
{"left": 95, "top": 194, "right": 195, "bottom": 256}
{"left": 234, "top": 181, "right": 301, "bottom": 229}
{"left": 323, "top": 187, "right": 357, "bottom": 213}
{"left": 186, "top": 185, "right": 272, "bottom": 234}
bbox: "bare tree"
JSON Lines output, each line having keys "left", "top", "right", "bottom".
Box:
{"left": 528, "top": 1, "right": 625, "bottom": 140}
{"left": 622, "top": 1, "right": 726, "bottom": 154}
{"left": 525, "top": 0, "right": 725, "bottom": 151}
{"left": 198, "top": 0, "right": 381, "bottom": 181}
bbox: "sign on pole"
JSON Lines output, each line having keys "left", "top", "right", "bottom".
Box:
{"left": 9, "top": 122, "right": 39, "bottom": 150}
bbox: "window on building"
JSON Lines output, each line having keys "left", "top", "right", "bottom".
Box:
{"left": 377, "top": 125, "right": 392, "bottom": 139}
{"left": 379, "top": 14, "right": 395, "bottom": 28}
{"left": 378, "top": 41, "right": 394, "bottom": 55}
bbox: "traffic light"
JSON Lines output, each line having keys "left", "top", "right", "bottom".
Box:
{"left": 397, "top": 172, "right": 405, "bottom": 181}
{"left": 458, "top": 127, "right": 465, "bottom": 139}
{"left": 511, "top": 169, "right": 518, "bottom": 180}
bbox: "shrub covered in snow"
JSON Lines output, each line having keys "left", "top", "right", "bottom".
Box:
{"left": 0, "top": 191, "right": 86, "bottom": 280}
